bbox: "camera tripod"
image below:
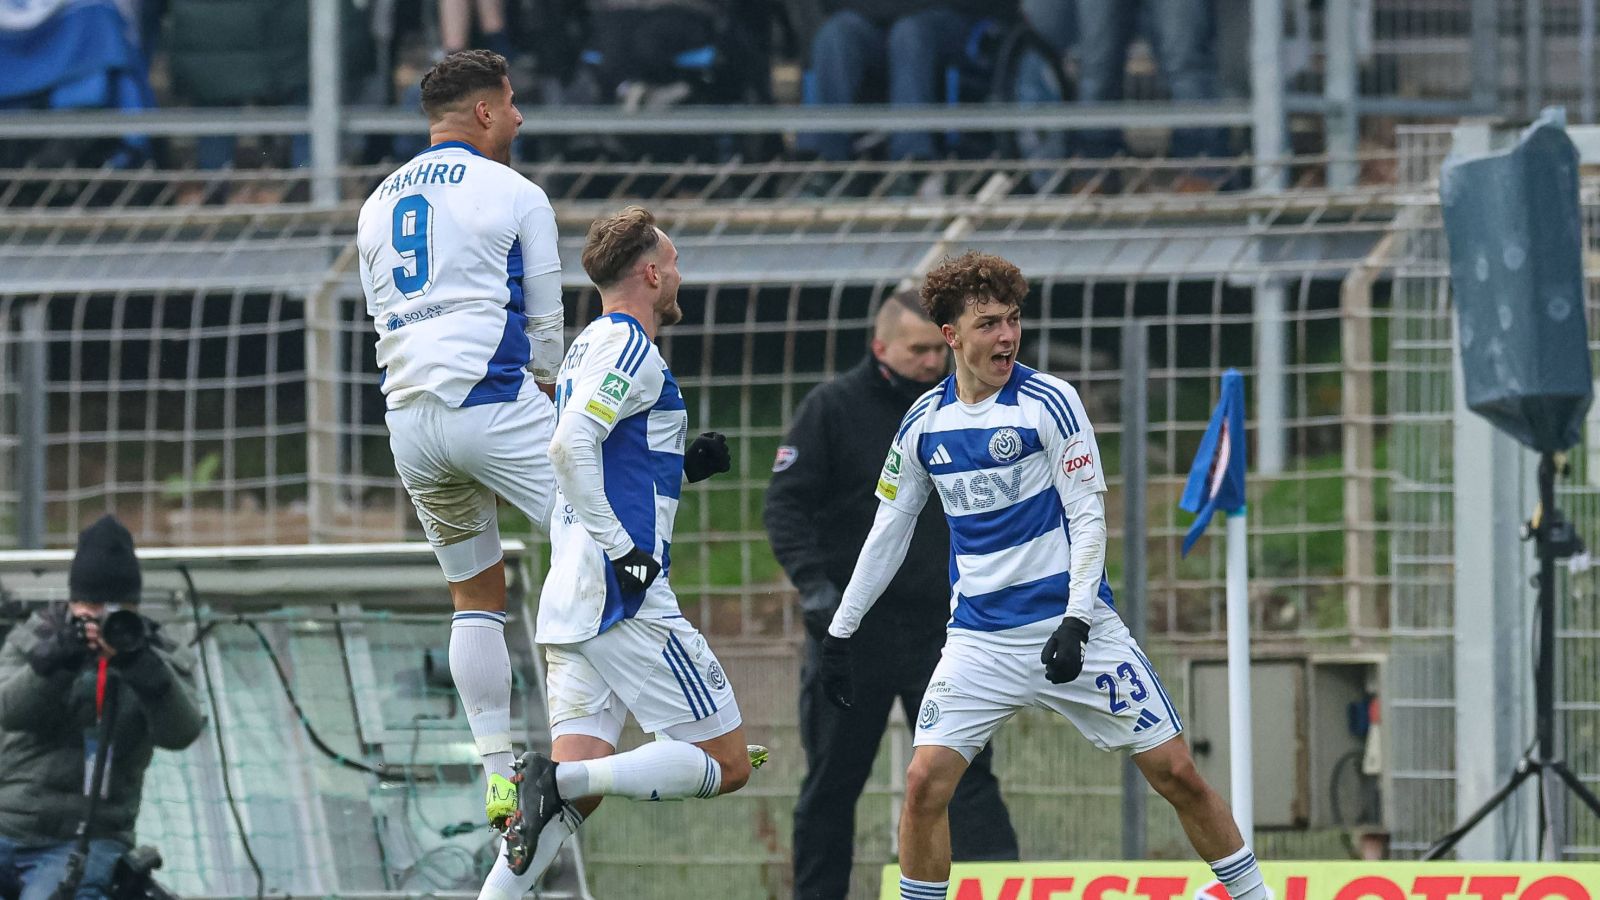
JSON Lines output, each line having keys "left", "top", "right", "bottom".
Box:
{"left": 1424, "top": 452, "right": 1600, "bottom": 859}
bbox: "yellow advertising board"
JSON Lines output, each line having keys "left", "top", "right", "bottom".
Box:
{"left": 879, "top": 861, "right": 1600, "bottom": 900}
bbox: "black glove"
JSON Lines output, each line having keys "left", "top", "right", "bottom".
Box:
{"left": 683, "top": 432, "right": 732, "bottom": 484}
{"left": 111, "top": 644, "right": 173, "bottom": 700}
{"left": 26, "top": 615, "right": 90, "bottom": 677}
{"left": 818, "top": 634, "right": 855, "bottom": 710}
{"left": 1040, "top": 616, "right": 1091, "bottom": 684}
{"left": 609, "top": 545, "right": 661, "bottom": 594}
{"left": 799, "top": 583, "right": 842, "bottom": 642}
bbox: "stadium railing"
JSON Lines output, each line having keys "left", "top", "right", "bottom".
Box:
{"left": 2, "top": 128, "right": 1597, "bottom": 895}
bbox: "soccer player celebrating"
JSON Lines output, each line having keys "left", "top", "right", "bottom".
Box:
{"left": 356, "top": 50, "right": 564, "bottom": 833}
{"left": 823, "top": 252, "right": 1270, "bottom": 900}
{"left": 484, "top": 206, "right": 753, "bottom": 890}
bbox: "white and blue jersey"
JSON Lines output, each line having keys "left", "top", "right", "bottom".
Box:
{"left": 538, "top": 313, "right": 690, "bottom": 644}
{"left": 356, "top": 141, "right": 562, "bottom": 410}
{"left": 874, "top": 363, "right": 1112, "bottom": 650}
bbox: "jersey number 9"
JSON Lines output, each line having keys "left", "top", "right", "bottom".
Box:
{"left": 391, "top": 195, "right": 434, "bottom": 299}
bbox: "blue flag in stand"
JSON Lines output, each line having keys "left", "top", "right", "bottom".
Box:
{"left": 1180, "top": 369, "right": 1248, "bottom": 557}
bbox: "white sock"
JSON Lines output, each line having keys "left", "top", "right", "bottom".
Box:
{"left": 477, "top": 804, "right": 583, "bottom": 900}
{"left": 554, "top": 741, "right": 721, "bottom": 801}
{"left": 900, "top": 876, "right": 948, "bottom": 899}
{"left": 1209, "top": 845, "right": 1267, "bottom": 900}
{"left": 450, "top": 610, "right": 515, "bottom": 781}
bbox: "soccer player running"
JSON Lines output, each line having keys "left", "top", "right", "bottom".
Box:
{"left": 823, "top": 252, "right": 1270, "bottom": 900}
{"left": 483, "top": 206, "right": 753, "bottom": 891}
{"left": 356, "top": 50, "right": 563, "bottom": 833}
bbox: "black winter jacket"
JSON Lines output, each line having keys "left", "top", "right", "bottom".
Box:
{"left": 0, "top": 606, "right": 204, "bottom": 846}
{"left": 764, "top": 356, "right": 952, "bottom": 640}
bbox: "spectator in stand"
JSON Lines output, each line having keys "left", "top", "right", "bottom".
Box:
{"left": 794, "top": 0, "right": 1019, "bottom": 175}
{"left": 0, "top": 0, "right": 156, "bottom": 168}
{"left": 1067, "top": 0, "right": 1233, "bottom": 190}
{"left": 166, "top": 0, "right": 371, "bottom": 203}
{"left": 440, "top": 0, "right": 512, "bottom": 60}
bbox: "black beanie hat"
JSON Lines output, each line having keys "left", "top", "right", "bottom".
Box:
{"left": 69, "top": 515, "right": 142, "bottom": 606}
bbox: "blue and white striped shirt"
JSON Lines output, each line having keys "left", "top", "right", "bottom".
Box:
{"left": 538, "top": 312, "right": 690, "bottom": 643}
{"left": 871, "top": 363, "right": 1111, "bottom": 648}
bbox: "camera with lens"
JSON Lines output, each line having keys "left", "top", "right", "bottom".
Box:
{"left": 71, "top": 609, "right": 148, "bottom": 655}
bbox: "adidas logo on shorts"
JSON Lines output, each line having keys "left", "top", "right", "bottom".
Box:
{"left": 1131, "top": 708, "right": 1163, "bottom": 733}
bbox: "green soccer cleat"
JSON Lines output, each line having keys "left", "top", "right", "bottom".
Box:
{"left": 747, "top": 744, "right": 770, "bottom": 771}
{"left": 486, "top": 772, "right": 518, "bottom": 829}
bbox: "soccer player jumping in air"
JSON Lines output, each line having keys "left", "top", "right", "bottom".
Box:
{"left": 356, "top": 50, "right": 563, "bottom": 836}
{"left": 822, "top": 252, "right": 1270, "bottom": 900}
{"left": 480, "top": 206, "right": 759, "bottom": 895}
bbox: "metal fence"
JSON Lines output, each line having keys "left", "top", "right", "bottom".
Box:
{"left": 1383, "top": 123, "right": 1600, "bottom": 861}
{"left": 3, "top": 135, "right": 1600, "bottom": 898}
{"left": 8, "top": 1, "right": 1600, "bottom": 207}
{"left": 0, "top": 155, "right": 1397, "bottom": 899}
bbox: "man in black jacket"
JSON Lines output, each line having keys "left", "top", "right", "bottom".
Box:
{"left": 766, "top": 292, "right": 1017, "bottom": 900}
{"left": 0, "top": 515, "right": 204, "bottom": 900}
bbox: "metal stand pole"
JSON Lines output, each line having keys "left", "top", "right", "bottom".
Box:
{"left": 1425, "top": 453, "right": 1600, "bottom": 859}
{"left": 1120, "top": 322, "right": 1148, "bottom": 859}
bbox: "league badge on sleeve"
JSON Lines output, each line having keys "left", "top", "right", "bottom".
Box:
{"left": 876, "top": 447, "right": 904, "bottom": 501}
{"left": 585, "top": 371, "right": 632, "bottom": 424}
{"left": 772, "top": 446, "right": 798, "bottom": 472}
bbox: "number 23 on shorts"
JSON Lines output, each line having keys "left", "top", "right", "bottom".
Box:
{"left": 1095, "top": 661, "right": 1148, "bottom": 713}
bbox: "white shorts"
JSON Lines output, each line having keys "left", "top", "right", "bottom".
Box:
{"left": 915, "top": 615, "right": 1182, "bottom": 760}
{"left": 544, "top": 616, "right": 742, "bottom": 745}
{"left": 386, "top": 393, "right": 558, "bottom": 581}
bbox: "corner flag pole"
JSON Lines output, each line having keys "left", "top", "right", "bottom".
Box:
{"left": 1226, "top": 510, "right": 1253, "bottom": 845}
{"left": 1180, "top": 368, "right": 1252, "bottom": 845}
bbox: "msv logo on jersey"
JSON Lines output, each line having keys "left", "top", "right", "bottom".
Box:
{"left": 936, "top": 466, "right": 1024, "bottom": 511}
{"left": 988, "top": 427, "right": 1023, "bottom": 463}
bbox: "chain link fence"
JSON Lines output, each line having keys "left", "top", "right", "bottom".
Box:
{"left": 2, "top": 139, "right": 1598, "bottom": 897}
{"left": 1384, "top": 124, "right": 1600, "bottom": 860}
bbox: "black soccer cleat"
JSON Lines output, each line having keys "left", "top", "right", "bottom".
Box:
{"left": 504, "top": 751, "right": 562, "bottom": 876}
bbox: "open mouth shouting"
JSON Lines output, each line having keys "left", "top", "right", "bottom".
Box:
{"left": 992, "top": 348, "right": 1015, "bottom": 376}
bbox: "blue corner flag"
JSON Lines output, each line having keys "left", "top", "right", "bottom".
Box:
{"left": 1180, "top": 369, "right": 1247, "bottom": 557}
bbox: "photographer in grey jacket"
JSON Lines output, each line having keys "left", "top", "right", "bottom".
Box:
{"left": 0, "top": 516, "right": 203, "bottom": 900}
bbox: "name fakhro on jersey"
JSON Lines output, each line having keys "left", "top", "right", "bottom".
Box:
{"left": 377, "top": 161, "right": 467, "bottom": 198}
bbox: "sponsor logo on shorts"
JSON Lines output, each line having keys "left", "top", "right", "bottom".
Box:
{"left": 988, "top": 427, "right": 1022, "bottom": 464}
{"left": 772, "top": 445, "right": 798, "bottom": 472}
{"left": 927, "top": 680, "right": 953, "bottom": 695}
{"left": 918, "top": 699, "right": 941, "bottom": 729}
{"left": 707, "top": 661, "right": 727, "bottom": 690}
{"left": 1131, "top": 708, "right": 1163, "bottom": 734}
